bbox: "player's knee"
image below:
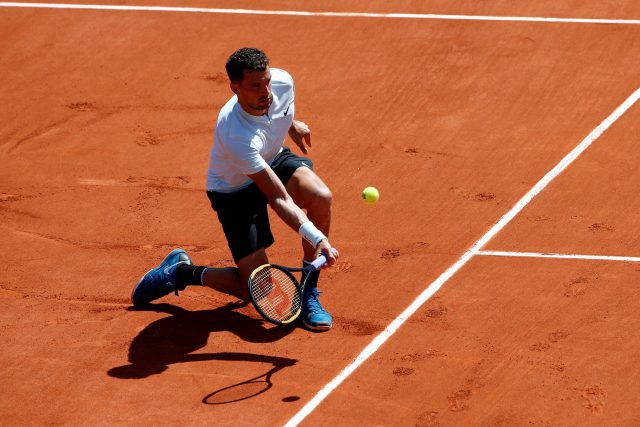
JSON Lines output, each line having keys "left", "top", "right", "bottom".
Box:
{"left": 309, "top": 184, "right": 332, "bottom": 214}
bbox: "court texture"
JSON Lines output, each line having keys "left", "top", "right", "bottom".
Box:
{"left": 2, "top": 1, "right": 640, "bottom": 425}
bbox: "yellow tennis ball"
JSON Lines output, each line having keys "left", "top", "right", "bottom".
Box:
{"left": 362, "top": 186, "right": 379, "bottom": 204}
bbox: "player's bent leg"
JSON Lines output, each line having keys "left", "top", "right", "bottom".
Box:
{"left": 286, "top": 166, "right": 332, "bottom": 214}
{"left": 234, "top": 248, "right": 270, "bottom": 302}
{"left": 177, "top": 250, "right": 268, "bottom": 302}
{"left": 286, "top": 167, "right": 332, "bottom": 253}
{"left": 286, "top": 167, "right": 333, "bottom": 331}
{"left": 134, "top": 249, "right": 267, "bottom": 304}
{"left": 131, "top": 248, "right": 192, "bottom": 307}
{"left": 200, "top": 266, "right": 244, "bottom": 300}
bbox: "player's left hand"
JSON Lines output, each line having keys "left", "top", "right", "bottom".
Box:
{"left": 289, "top": 120, "right": 311, "bottom": 154}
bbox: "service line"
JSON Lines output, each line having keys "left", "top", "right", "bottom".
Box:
{"left": 478, "top": 250, "right": 640, "bottom": 263}
{"left": 1, "top": 2, "right": 640, "bottom": 25}
{"left": 285, "top": 88, "right": 640, "bottom": 426}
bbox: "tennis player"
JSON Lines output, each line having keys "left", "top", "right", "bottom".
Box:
{"left": 132, "top": 47, "right": 338, "bottom": 331}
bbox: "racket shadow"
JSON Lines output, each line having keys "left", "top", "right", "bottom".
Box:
{"left": 108, "top": 301, "right": 296, "bottom": 380}
{"left": 201, "top": 353, "right": 296, "bottom": 405}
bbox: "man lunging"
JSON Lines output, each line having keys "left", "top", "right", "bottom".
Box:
{"left": 131, "top": 47, "right": 338, "bottom": 331}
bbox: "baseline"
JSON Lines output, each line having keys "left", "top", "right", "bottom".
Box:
{"left": 478, "top": 250, "right": 640, "bottom": 263}
{"left": 1, "top": 2, "right": 640, "bottom": 25}
{"left": 284, "top": 88, "right": 640, "bottom": 426}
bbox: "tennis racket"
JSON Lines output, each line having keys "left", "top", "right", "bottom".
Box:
{"left": 248, "top": 252, "right": 332, "bottom": 325}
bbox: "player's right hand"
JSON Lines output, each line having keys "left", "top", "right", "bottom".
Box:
{"left": 315, "top": 240, "right": 338, "bottom": 267}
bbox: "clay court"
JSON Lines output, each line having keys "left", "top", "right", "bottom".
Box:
{"left": 2, "top": 1, "right": 640, "bottom": 425}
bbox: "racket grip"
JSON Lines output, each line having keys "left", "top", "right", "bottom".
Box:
{"left": 310, "top": 248, "right": 337, "bottom": 270}
{"left": 310, "top": 255, "right": 327, "bottom": 270}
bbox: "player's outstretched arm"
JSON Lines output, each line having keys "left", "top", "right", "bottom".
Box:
{"left": 248, "top": 167, "right": 337, "bottom": 266}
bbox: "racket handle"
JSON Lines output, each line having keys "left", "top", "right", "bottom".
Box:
{"left": 309, "top": 248, "right": 337, "bottom": 270}
{"left": 310, "top": 255, "right": 327, "bottom": 270}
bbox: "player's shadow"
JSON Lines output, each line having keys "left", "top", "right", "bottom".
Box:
{"left": 108, "top": 301, "right": 296, "bottom": 379}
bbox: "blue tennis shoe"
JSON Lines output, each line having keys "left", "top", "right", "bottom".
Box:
{"left": 301, "top": 288, "right": 332, "bottom": 331}
{"left": 131, "top": 248, "right": 191, "bottom": 307}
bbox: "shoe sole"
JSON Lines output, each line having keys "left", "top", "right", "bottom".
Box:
{"left": 302, "top": 319, "right": 332, "bottom": 331}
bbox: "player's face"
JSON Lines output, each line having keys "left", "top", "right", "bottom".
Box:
{"left": 231, "top": 67, "right": 273, "bottom": 116}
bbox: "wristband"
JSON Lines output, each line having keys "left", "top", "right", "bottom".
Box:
{"left": 298, "top": 221, "right": 327, "bottom": 248}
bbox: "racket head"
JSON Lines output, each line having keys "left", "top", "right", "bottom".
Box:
{"left": 248, "top": 264, "right": 303, "bottom": 325}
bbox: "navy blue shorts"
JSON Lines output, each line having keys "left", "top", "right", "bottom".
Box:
{"left": 207, "top": 146, "right": 313, "bottom": 262}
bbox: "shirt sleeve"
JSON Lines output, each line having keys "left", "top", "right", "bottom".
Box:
{"left": 271, "top": 68, "right": 295, "bottom": 117}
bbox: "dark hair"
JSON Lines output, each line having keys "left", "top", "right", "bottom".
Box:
{"left": 225, "top": 47, "right": 269, "bottom": 83}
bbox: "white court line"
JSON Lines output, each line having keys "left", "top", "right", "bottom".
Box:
{"left": 1, "top": 2, "right": 640, "bottom": 25}
{"left": 478, "top": 250, "right": 640, "bottom": 263}
{"left": 285, "top": 88, "right": 640, "bottom": 426}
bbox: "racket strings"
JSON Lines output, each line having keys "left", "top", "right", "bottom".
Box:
{"left": 250, "top": 267, "right": 301, "bottom": 322}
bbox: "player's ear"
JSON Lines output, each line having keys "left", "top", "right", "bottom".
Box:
{"left": 230, "top": 81, "right": 239, "bottom": 94}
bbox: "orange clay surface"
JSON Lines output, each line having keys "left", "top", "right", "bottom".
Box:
{"left": 1, "top": 1, "right": 640, "bottom": 425}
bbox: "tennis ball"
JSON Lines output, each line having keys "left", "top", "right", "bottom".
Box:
{"left": 362, "top": 186, "right": 379, "bottom": 204}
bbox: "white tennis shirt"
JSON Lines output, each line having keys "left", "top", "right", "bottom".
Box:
{"left": 206, "top": 68, "right": 295, "bottom": 192}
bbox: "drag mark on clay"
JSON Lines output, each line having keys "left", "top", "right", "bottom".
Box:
{"left": 66, "top": 102, "right": 96, "bottom": 112}
{"left": 528, "top": 342, "right": 551, "bottom": 352}
{"left": 0, "top": 282, "right": 129, "bottom": 306}
{"left": 581, "top": 385, "right": 606, "bottom": 414}
{"left": 563, "top": 276, "right": 592, "bottom": 298}
{"left": 447, "top": 389, "right": 471, "bottom": 412}
{"left": 381, "top": 249, "right": 401, "bottom": 260}
{"left": 334, "top": 316, "right": 382, "bottom": 336}
{"left": 78, "top": 176, "right": 197, "bottom": 191}
{"left": 588, "top": 222, "right": 614, "bottom": 233}
{"left": 402, "top": 147, "right": 434, "bottom": 159}
{"left": 399, "top": 350, "right": 447, "bottom": 361}
{"left": 415, "top": 411, "right": 440, "bottom": 427}
{"left": 379, "top": 242, "right": 430, "bottom": 262}
{"left": 322, "top": 261, "right": 353, "bottom": 281}
{"left": 441, "top": 358, "right": 492, "bottom": 413}
{"left": 449, "top": 186, "right": 497, "bottom": 202}
{"left": 0, "top": 193, "right": 20, "bottom": 202}
{"left": 548, "top": 331, "right": 570, "bottom": 343}
{"left": 529, "top": 214, "right": 551, "bottom": 222}
{"left": 424, "top": 305, "right": 447, "bottom": 319}
{"left": 5, "top": 121, "right": 65, "bottom": 153}
{"left": 0, "top": 204, "right": 41, "bottom": 219}
{"left": 126, "top": 175, "right": 190, "bottom": 186}
{"left": 134, "top": 130, "right": 160, "bottom": 147}
{"left": 11, "top": 229, "right": 209, "bottom": 253}
{"left": 202, "top": 72, "right": 227, "bottom": 84}
{"left": 12, "top": 229, "right": 146, "bottom": 250}
{"left": 332, "top": 261, "right": 353, "bottom": 273}
{"left": 66, "top": 102, "right": 212, "bottom": 113}
{"left": 471, "top": 192, "right": 496, "bottom": 202}
{"left": 392, "top": 367, "right": 414, "bottom": 376}
{"left": 132, "top": 125, "right": 211, "bottom": 147}
{"left": 528, "top": 330, "right": 570, "bottom": 352}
